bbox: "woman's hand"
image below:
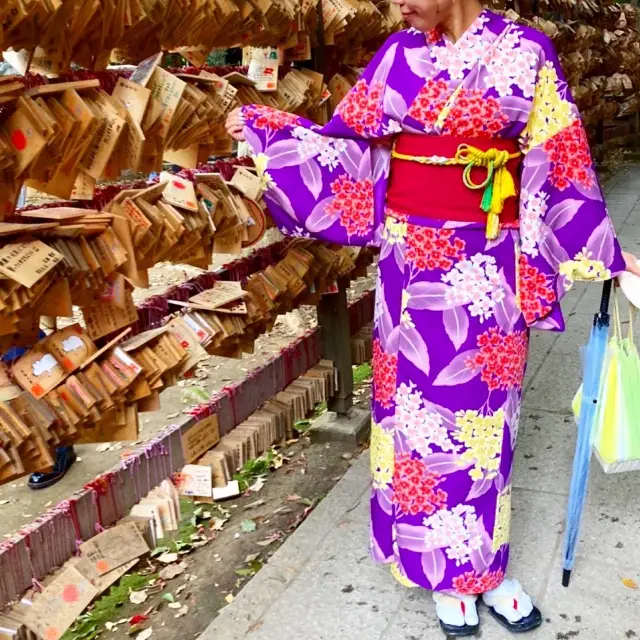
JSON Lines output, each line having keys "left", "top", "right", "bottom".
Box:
{"left": 225, "top": 108, "right": 246, "bottom": 142}
{"left": 623, "top": 251, "right": 640, "bottom": 277}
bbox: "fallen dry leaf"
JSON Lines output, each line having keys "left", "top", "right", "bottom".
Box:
{"left": 225, "top": 594, "right": 234, "bottom": 604}
{"left": 159, "top": 563, "right": 187, "bottom": 581}
{"left": 622, "top": 578, "right": 638, "bottom": 590}
{"left": 158, "top": 552, "right": 179, "bottom": 564}
{"left": 130, "top": 591, "right": 149, "bottom": 605}
{"left": 211, "top": 518, "right": 226, "bottom": 531}
{"left": 256, "top": 539, "right": 276, "bottom": 547}
{"left": 249, "top": 477, "right": 266, "bottom": 492}
{"left": 244, "top": 500, "right": 265, "bottom": 511}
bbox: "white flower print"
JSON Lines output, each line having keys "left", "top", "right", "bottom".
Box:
{"left": 520, "top": 190, "right": 549, "bottom": 257}
{"left": 431, "top": 14, "right": 489, "bottom": 80}
{"left": 318, "top": 145, "right": 341, "bottom": 170}
{"left": 280, "top": 226, "right": 311, "bottom": 238}
{"left": 423, "top": 505, "right": 483, "bottom": 566}
{"left": 395, "top": 382, "right": 460, "bottom": 457}
{"left": 483, "top": 29, "right": 537, "bottom": 97}
{"left": 432, "top": 24, "right": 536, "bottom": 96}
{"left": 383, "top": 120, "right": 403, "bottom": 136}
{"left": 292, "top": 126, "right": 345, "bottom": 171}
{"left": 441, "top": 254, "right": 505, "bottom": 322}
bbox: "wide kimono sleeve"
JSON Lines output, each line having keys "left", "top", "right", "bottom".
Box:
{"left": 240, "top": 34, "right": 405, "bottom": 247}
{"left": 517, "top": 37, "right": 626, "bottom": 331}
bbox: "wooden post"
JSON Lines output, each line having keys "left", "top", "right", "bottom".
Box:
{"left": 311, "top": 0, "right": 353, "bottom": 416}
{"left": 318, "top": 279, "right": 354, "bottom": 415}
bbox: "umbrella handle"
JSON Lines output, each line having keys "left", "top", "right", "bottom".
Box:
{"left": 597, "top": 280, "right": 613, "bottom": 325}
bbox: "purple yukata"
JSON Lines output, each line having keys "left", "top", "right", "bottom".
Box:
{"left": 241, "top": 9, "right": 625, "bottom": 595}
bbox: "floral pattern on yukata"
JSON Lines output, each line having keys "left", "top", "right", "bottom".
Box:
{"left": 241, "top": 9, "right": 626, "bottom": 594}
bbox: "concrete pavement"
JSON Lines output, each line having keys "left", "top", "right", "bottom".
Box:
{"left": 200, "top": 167, "right": 640, "bottom": 640}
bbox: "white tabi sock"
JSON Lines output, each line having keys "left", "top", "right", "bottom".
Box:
{"left": 433, "top": 592, "right": 479, "bottom": 627}
{"left": 481, "top": 578, "right": 534, "bottom": 623}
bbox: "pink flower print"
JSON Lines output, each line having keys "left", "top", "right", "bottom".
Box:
{"left": 373, "top": 338, "right": 398, "bottom": 408}
{"left": 518, "top": 255, "right": 557, "bottom": 324}
{"left": 243, "top": 105, "right": 299, "bottom": 131}
{"left": 453, "top": 569, "right": 505, "bottom": 595}
{"left": 466, "top": 327, "right": 528, "bottom": 391}
{"left": 405, "top": 227, "right": 466, "bottom": 272}
{"left": 336, "top": 79, "right": 385, "bottom": 136}
{"left": 441, "top": 89, "right": 509, "bottom": 139}
{"left": 325, "top": 175, "right": 375, "bottom": 237}
{"left": 543, "top": 122, "right": 594, "bottom": 191}
{"left": 393, "top": 454, "right": 448, "bottom": 516}
{"left": 408, "top": 79, "right": 449, "bottom": 129}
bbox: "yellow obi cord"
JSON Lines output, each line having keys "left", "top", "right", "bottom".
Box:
{"left": 391, "top": 143, "right": 521, "bottom": 240}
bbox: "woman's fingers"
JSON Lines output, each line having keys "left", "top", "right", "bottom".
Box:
{"left": 225, "top": 108, "right": 246, "bottom": 142}
{"left": 623, "top": 251, "right": 640, "bottom": 277}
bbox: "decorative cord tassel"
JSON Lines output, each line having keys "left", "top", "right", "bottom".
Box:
{"left": 391, "top": 142, "right": 520, "bottom": 240}
{"left": 486, "top": 212, "right": 501, "bottom": 240}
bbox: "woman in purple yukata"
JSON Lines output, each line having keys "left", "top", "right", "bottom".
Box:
{"left": 227, "top": 0, "right": 640, "bottom": 635}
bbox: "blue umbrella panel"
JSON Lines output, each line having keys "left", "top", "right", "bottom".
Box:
{"left": 562, "top": 279, "right": 613, "bottom": 587}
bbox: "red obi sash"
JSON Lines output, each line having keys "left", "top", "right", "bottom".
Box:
{"left": 387, "top": 134, "right": 522, "bottom": 228}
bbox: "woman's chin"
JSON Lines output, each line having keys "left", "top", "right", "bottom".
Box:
{"left": 404, "top": 16, "right": 431, "bottom": 32}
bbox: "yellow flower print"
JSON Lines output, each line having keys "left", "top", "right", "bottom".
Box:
{"left": 400, "top": 290, "right": 415, "bottom": 329}
{"left": 383, "top": 215, "right": 408, "bottom": 245}
{"left": 455, "top": 410, "right": 505, "bottom": 481}
{"left": 370, "top": 420, "right": 394, "bottom": 489}
{"left": 390, "top": 561, "right": 418, "bottom": 588}
{"left": 252, "top": 153, "right": 276, "bottom": 191}
{"left": 521, "top": 62, "right": 574, "bottom": 151}
{"left": 401, "top": 289, "right": 410, "bottom": 313}
{"left": 401, "top": 310, "right": 415, "bottom": 329}
{"left": 559, "top": 249, "right": 611, "bottom": 289}
{"left": 492, "top": 486, "right": 512, "bottom": 552}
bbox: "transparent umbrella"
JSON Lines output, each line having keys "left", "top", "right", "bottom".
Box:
{"left": 562, "top": 279, "right": 613, "bottom": 587}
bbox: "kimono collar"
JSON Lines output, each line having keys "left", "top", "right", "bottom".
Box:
{"left": 429, "top": 8, "right": 491, "bottom": 49}
{"left": 426, "top": 9, "right": 499, "bottom": 78}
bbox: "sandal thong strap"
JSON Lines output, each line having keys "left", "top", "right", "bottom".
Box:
{"left": 482, "top": 579, "right": 534, "bottom": 623}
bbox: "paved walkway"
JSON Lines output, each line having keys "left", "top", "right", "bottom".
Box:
{"left": 201, "top": 167, "right": 640, "bottom": 640}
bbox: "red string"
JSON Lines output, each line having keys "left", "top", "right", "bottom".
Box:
{"left": 23, "top": 535, "right": 43, "bottom": 591}
{"left": 221, "top": 384, "right": 239, "bottom": 426}
{"left": 85, "top": 477, "right": 110, "bottom": 532}
{"left": 60, "top": 500, "right": 84, "bottom": 550}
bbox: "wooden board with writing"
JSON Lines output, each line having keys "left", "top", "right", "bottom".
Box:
{"left": 0, "top": 240, "right": 63, "bottom": 288}
{"left": 78, "top": 522, "right": 149, "bottom": 578}
{"left": 181, "top": 414, "right": 221, "bottom": 463}
{"left": 189, "top": 281, "right": 247, "bottom": 310}
{"left": 82, "top": 290, "right": 138, "bottom": 340}
{"left": 22, "top": 566, "right": 99, "bottom": 640}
